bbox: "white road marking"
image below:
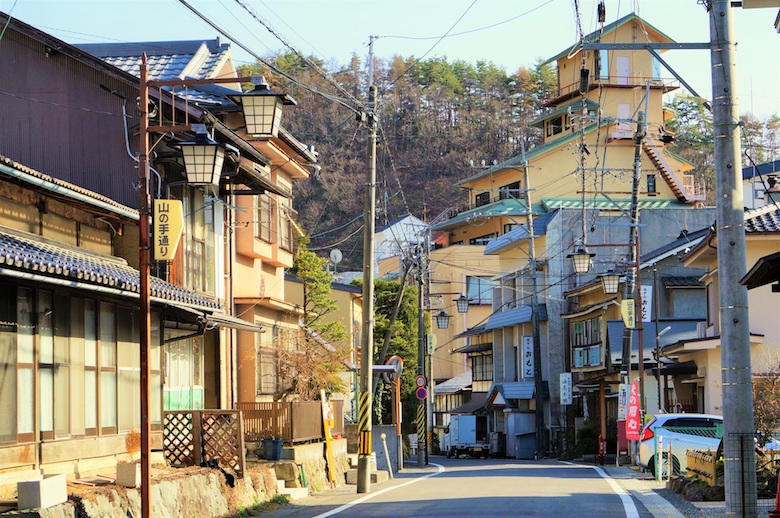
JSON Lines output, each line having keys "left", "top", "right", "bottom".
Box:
{"left": 592, "top": 466, "right": 641, "bottom": 518}
{"left": 312, "top": 462, "right": 445, "bottom": 518}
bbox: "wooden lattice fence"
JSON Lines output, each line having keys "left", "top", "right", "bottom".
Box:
{"left": 163, "top": 410, "right": 246, "bottom": 478}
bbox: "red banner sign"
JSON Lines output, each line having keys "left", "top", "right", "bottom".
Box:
{"left": 625, "top": 378, "right": 642, "bottom": 440}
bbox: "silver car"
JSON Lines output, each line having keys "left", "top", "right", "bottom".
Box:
{"left": 637, "top": 413, "right": 722, "bottom": 477}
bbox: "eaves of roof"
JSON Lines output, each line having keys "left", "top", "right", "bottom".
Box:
{"left": 484, "top": 210, "right": 558, "bottom": 255}
{"left": 455, "top": 123, "right": 606, "bottom": 188}
{"left": 742, "top": 159, "right": 780, "bottom": 181}
{"left": 0, "top": 156, "right": 139, "bottom": 222}
{"left": 429, "top": 198, "right": 530, "bottom": 233}
{"left": 543, "top": 13, "right": 675, "bottom": 66}
{"left": 541, "top": 197, "right": 676, "bottom": 211}
{"left": 0, "top": 225, "right": 221, "bottom": 311}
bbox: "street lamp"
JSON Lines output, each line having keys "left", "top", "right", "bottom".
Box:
{"left": 176, "top": 129, "right": 226, "bottom": 188}
{"left": 568, "top": 240, "right": 595, "bottom": 274}
{"left": 435, "top": 309, "right": 452, "bottom": 329}
{"left": 599, "top": 269, "right": 621, "bottom": 294}
{"left": 454, "top": 293, "right": 471, "bottom": 314}
{"left": 227, "top": 76, "right": 297, "bottom": 138}
{"left": 137, "top": 57, "right": 290, "bottom": 518}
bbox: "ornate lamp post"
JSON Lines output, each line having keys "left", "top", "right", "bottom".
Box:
{"left": 435, "top": 309, "right": 452, "bottom": 329}
{"left": 568, "top": 239, "right": 595, "bottom": 274}
{"left": 138, "top": 57, "right": 289, "bottom": 518}
{"left": 599, "top": 269, "right": 621, "bottom": 294}
{"left": 454, "top": 293, "right": 471, "bottom": 314}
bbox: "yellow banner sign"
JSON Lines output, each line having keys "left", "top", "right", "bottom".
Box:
{"left": 153, "top": 199, "right": 183, "bottom": 261}
{"left": 621, "top": 299, "right": 635, "bottom": 329}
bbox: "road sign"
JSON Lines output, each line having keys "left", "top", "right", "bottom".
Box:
{"left": 415, "top": 375, "right": 426, "bottom": 388}
{"left": 415, "top": 387, "right": 427, "bottom": 400}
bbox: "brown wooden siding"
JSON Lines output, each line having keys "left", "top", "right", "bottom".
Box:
{"left": 0, "top": 28, "right": 140, "bottom": 208}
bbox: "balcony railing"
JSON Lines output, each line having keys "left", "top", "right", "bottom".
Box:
{"left": 542, "top": 76, "right": 680, "bottom": 106}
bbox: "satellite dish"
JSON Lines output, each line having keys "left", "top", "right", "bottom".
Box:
{"left": 330, "top": 249, "right": 343, "bottom": 264}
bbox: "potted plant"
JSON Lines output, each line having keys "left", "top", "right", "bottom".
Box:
{"left": 117, "top": 429, "right": 142, "bottom": 488}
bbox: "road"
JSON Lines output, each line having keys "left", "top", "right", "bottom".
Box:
{"left": 261, "top": 456, "right": 658, "bottom": 518}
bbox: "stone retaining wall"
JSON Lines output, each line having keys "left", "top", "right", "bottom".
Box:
{"left": 5, "top": 466, "right": 278, "bottom": 518}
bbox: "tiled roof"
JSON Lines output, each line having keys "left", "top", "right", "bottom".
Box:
{"left": 662, "top": 276, "right": 704, "bottom": 288}
{"left": 640, "top": 228, "right": 710, "bottom": 263}
{"left": 75, "top": 39, "right": 239, "bottom": 107}
{"left": 0, "top": 226, "right": 220, "bottom": 310}
{"left": 429, "top": 198, "right": 534, "bottom": 232}
{"left": 744, "top": 205, "right": 780, "bottom": 233}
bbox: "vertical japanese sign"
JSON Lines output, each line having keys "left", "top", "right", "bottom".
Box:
{"left": 621, "top": 299, "right": 635, "bottom": 329}
{"left": 617, "top": 383, "right": 628, "bottom": 419}
{"left": 153, "top": 199, "right": 183, "bottom": 261}
{"left": 523, "top": 336, "right": 534, "bottom": 379}
{"left": 625, "top": 378, "right": 642, "bottom": 440}
{"left": 640, "top": 286, "right": 653, "bottom": 322}
{"left": 560, "top": 373, "right": 572, "bottom": 405}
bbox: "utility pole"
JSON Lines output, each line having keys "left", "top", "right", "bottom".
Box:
{"left": 357, "top": 84, "right": 378, "bottom": 494}
{"left": 620, "top": 111, "right": 645, "bottom": 387}
{"left": 416, "top": 246, "right": 426, "bottom": 468}
{"left": 521, "top": 143, "right": 545, "bottom": 457}
{"left": 709, "top": 1, "right": 756, "bottom": 514}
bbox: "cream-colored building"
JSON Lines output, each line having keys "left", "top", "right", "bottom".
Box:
{"left": 669, "top": 204, "right": 780, "bottom": 415}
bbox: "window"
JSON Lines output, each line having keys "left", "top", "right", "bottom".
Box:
{"left": 472, "top": 353, "right": 493, "bottom": 382}
{"left": 571, "top": 316, "right": 603, "bottom": 368}
{"left": 257, "top": 327, "right": 277, "bottom": 395}
{"left": 255, "top": 194, "right": 277, "bottom": 243}
{"left": 0, "top": 285, "right": 163, "bottom": 443}
{"left": 279, "top": 198, "right": 293, "bottom": 252}
{"left": 164, "top": 336, "right": 204, "bottom": 411}
{"left": 647, "top": 174, "right": 657, "bottom": 195}
{"left": 467, "top": 277, "right": 498, "bottom": 305}
{"left": 99, "top": 302, "right": 117, "bottom": 434}
{"left": 599, "top": 50, "right": 609, "bottom": 79}
{"left": 547, "top": 116, "right": 563, "bottom": 137}
{"left": 469, "top": 233, "right": 496, "bottom": 246}
{"left": 181, "top": 188, "right": 215, "bottom": 295}
{"left": 499, "top": 181, "right": 521, "bottom": 200}
{"left": 503, "top": 223, "right": 519, "bottom": 234}
{"left": 474, "top": 192, "right": 490, "bottom": 207}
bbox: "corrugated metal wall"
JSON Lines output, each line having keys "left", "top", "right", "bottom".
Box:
{"left": 0, "top": 28, "right": 140, "bottom": 208}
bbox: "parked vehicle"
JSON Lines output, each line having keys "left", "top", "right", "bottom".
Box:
{"left": 445, "top": 415, "right": 489, "bottom": 458}
{"left": 637, "top": 413, "right": 722, "bottom": 477}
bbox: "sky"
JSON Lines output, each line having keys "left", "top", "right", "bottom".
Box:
{"left": 4, "top": 0, "right": 780, "bottom": 119}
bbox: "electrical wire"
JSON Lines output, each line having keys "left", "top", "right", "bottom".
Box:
{"left": 383, "top": 0, "right": 478, "bottom": 92}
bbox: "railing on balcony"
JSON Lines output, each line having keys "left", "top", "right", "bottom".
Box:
{"left": 279, "top": 206, "right": 296, "bottom": 253}
{"left": 682, "top": 174, "right": 706, "bottom": 200}
{"left": 236, "top": 400, "right": 344, "bottom": 443}
{"left": 542, "top": 77, "right": 679, "bottom": 106}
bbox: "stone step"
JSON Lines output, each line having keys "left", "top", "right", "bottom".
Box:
{"left": 278, "top": 486, "right": 309, "bottom": 501}
{"left": 345, "top": 469, "right": 389, "bottom": 485}
{"left": 276, "top": 480, "right": 286, "bottom": 492}
{"left": 347, "top": 453, "right": 358, "bottom": 468}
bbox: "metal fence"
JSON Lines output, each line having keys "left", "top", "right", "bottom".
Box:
{"left": 654, "top": 425, "right": 723, "bottom": 480}
{"left": 236, "top": 400, "right": 344, "bottom": 443}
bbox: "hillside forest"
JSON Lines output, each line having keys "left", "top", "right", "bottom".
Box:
{"left": 240, "top": 52, "right": 780, "bottom": 271}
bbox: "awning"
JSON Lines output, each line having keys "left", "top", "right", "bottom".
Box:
{"left": 454, "top": 324, "right": 489, "bottom": 339}
{"left": 205, "top": 312, "right": 264, "bottom": 333}
{"left": 434, "top": 371, "right": 472, "bottom": 395}
{"left": 484, "top": 304, "right": 547, "bottom": 330}
{"left": 450, "top": 393, "right": 487, "bottom": 414}
{"left": 453, "top": 342, "right": 492, "bottom": 354}
{"left": 561, "top": 298, "right": 619, "bottom": 319}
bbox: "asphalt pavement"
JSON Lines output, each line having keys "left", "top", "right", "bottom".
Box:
{"left": 259, "top": 456, "right": 701, "bottom": 518}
